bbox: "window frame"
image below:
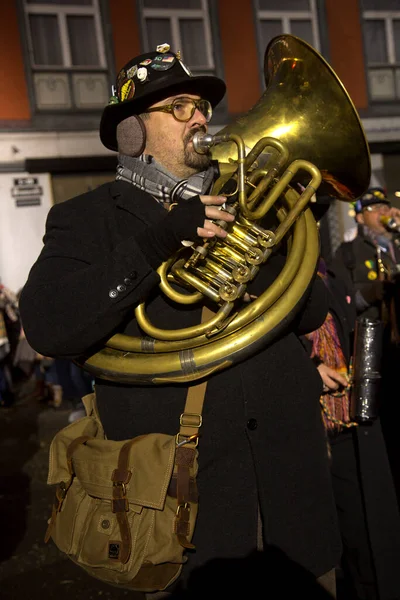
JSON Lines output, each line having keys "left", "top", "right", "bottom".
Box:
{"left": 362, "top": 9, "right": 400, "bottom": 102}
{"left": 363, "top": 10, "right": 400, "bottom": 65}
{"left": 255, "top": 0, "right": 321, "bottom": 54}
{"left": 16, "top": 0, "right": 115, "bottom": 126}
{"left": 23, "top": 0, "right": 107, "bottom": 70}
{"left": 139, "top": 0, "right": 215, "bottom": 74}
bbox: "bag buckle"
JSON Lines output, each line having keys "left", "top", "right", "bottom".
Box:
{"left": 176, "top": 502, "right": 190, "bottom": 518}
{"left": 179, "top": 413, "right": 202, "bottom": 428}
{"left": 55, "top": 481, "right": 67, "bottom": 511}
{"left": 175, "top": 433, "right": 199, "bottom": 447}
{"left": 112, "top": 481, "right": 127, "bottom": 495}
{"left": 112, "top": 481, "right": 129, "bottom": 513}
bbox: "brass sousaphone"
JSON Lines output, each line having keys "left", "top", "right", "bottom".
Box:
{"left": 80, "top": 35, "right": 371, "bottom": 384}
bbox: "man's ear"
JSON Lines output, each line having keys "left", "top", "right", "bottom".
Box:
{"left": 116, "top": 116, "right": 146, "bottom": 157}
{"left": 355, "top": 213, "right": 363, "bottom": 225}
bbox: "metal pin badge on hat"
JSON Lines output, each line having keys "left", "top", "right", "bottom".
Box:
{"left": 108, "top": 84, "right": 119, "bottom": 105}
{"left": 120, "top": 79, "right": 135, "bottom": 101}
{"left": 137, "top": 67, "right": 149, "bottom": 82}
{"left": 127, "top": 64, "right": 138, "bottom": 79}
{"left": 151, "top": 54, "right": 176, "bottom": 71}
{"left": 179, "top": 60, "right": 193, "bottom": 76}
{"left": 156, "top": 43, "right": 170, "bottom": 53}
{"left": 174, "top": 50, "right": 193, "bottom": 76}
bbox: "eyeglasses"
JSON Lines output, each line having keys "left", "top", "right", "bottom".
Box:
{"left": 144, "top": 97, "right": 212, "bottom": 123}
{"left": 363, "top": 204, "right": 391, "bottom": 214}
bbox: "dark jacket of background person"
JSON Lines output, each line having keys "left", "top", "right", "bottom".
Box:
{"left": 303, "top": 263, "right": 400, "bottom": 600}
{"left": 331, "top": 225, "right": 400, "bottom": 321}
{"left": 19, "top": 179, "right": 342, "bottom": 586}
{"left": 330, "top": 225, "right": 400, "bottom": 503}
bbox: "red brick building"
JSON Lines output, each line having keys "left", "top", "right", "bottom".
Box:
{"left": 0, "top": 0, "right": 399, "bottom": 290}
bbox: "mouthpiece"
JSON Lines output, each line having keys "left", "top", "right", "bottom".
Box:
{"left": 380, "top": 215, "right": 400, "bottom": 233}
{"left": 192, "top": 132, "right": 215, "bottom": 154}
{"left": 192, "top": 132, "right": 232, "bottom": 154}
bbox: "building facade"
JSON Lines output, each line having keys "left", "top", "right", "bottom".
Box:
{"left": 0, "top": 0, "right": 399, "bottom": 291}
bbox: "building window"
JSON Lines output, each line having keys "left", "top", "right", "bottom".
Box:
{"left": 139, "top": 0, "right": 216, "bottom": 76}
{"left": 23, "top": 0, "right": 109, "bottom": 112}
{"left": 255, "top": 0, "right": 321, "bottom": 58}
{"left": 362, "top": 1, "right": 400, "bottom": 101}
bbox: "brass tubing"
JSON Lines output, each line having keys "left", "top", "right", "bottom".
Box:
{"left": 243, "top": 137, "right": 289, "bottom": 173}
{"left": 158, "top": 258, "right": 203, "bottom": 304}
{"left": 134, "top": 301, "right": 234, "bottom": 341}
{"left": 210, "top": 243, "right": 249, "bottom": 269}
{"left": 95, "top": 190, "right": 308, "bottom": 356}
{"left": 225, "top": 226, "right": 259, "bottom": 255}
{"left": 229, "top": 133, "right": 247, "bottom": 212}
{"left": 244, "top": 137, "right": 291, "bottom": 216}
{"left": 172, "top": 265, "right": 221, "bottom": 302}
{"left": 272, "top": 160, "right": 322, "bottom": 244}
{"left": 82, "top": 212, "right": 318, "bottom": 383}
{"left": 193, "top": 258, "right": 234, "bottom": 285}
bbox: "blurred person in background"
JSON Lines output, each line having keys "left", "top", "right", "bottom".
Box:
{"left": 302, "top": 251, "right": 400, "bottom": 600}
{"left": 330, "top": 187, "right": 400, "bottom": 506}
{"left": 0, "top": 282, "right": 20, "bottom": 408}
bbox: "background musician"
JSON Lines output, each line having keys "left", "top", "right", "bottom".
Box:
{"left": 330, "top": 187, "right": 400, "bottom": 510}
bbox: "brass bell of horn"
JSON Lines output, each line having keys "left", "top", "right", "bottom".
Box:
{"left": 78, "top": 35, "right": 371, "bottom": 384}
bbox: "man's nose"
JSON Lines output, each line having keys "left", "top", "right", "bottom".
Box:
{"left": 190, "top": 108, "right": 207, "bottom": 127}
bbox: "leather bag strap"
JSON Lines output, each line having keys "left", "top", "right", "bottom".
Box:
{"left": 174, "top": 306, "right": 211, "bottom": 549}
{"left": 44, "top": 435, "right": 92, "bottom": 543}
{"left": 110, "top": 435, "right": 146, "bottom": 564}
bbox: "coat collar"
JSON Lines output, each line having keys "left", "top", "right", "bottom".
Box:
{"left": 110, "top": 179, "right": 166, "bottom": 226}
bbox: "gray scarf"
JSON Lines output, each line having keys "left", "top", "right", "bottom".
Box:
{"left": 116, "top": 153, "right": 216, "bottom": 206}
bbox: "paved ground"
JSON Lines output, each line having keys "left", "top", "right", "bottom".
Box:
{"left": 0, "top": 379, "right": 350, "bottom": 600}
{"left": 0, "top": 380, "right": 143, "bottom": 600}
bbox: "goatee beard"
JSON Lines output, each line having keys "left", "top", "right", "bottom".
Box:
{"left": 183, "top": 129, "right": 211, "bottom": 171}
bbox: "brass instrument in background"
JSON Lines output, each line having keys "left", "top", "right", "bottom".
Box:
{"left": 79, "top": 35, "right": 371, "bottom": 384}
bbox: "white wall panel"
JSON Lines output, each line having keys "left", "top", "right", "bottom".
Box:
{"left": 0, "top": 172, "right": 53, "bottom": 294}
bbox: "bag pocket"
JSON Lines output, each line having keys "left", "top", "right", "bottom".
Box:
{"left": 76, "top": 498, "right": 143, "bottom": 576}
{"left": 51, "top": 479, "right": 93, "bottom": 556}
{"left": 74, "top": 495, "right": 192, "bottom": 585}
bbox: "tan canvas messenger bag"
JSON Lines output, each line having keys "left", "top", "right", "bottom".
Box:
{"left": 44, "top": 380, "right": 206, "bottom": 592}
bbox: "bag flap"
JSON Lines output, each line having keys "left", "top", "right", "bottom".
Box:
{"left": 58, "top": 434, "right": 176, "bottom": 511}
{"left": 47, "top": 414, "right": 103, "bottom": 485}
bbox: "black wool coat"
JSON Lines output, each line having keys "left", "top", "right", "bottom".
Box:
{"left": 307, "top": 267, "right": 400, "bottom": 599}
{"left": 330, "top": 232, "right": 400, "bottom": 599}
{"left": 330, "top": 230, "right": 400, "bottom": 415}
{"left": 330, "top": 227, "right": 400, "bottom": 322}
{"left": 19, "top": 180, "right": 342, "bottom": 585}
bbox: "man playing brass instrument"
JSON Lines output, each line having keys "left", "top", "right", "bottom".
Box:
{"left": 331, "top": 187, "right": 400, "bottom": 510}
{"left": 334, "top": 187, "right": 400, "bottom": 318}
{"left": 19, "top": 45, "right": 341, "bottom": 596}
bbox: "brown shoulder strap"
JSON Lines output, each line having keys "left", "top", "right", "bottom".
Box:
{"left": 174, "top": 306, "right": 211, "bottom": 549}
{"left": 44, "top": 435, "right": 92, "bottom": 543}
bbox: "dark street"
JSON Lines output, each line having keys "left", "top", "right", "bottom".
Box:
{"left": 0, "top": 381, "right": 142, "bottom": 600}
{"left": 0, "top": 379, "right": 371, "bottom": 600}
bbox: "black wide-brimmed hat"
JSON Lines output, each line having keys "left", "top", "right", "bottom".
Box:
{"left": 354, "top": 186, "right": 390, "bottom": 214}
{"left": 100, "top": 43, "right": 226, "bottom": 152}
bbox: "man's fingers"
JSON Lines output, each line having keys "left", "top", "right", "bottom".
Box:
{"left": 197, "top": 224, "right": 228, "bottom": 239}
{"left": 199, "top": 195, "right": 226, "bottom": 205}
{"left": 205, "top": 206, "right": 235, "bottom": 223}
{"left": 196, "top": 195, "right": 235, "bottom": 239}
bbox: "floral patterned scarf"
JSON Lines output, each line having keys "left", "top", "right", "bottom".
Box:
{"left": 306, "top": 312, "right": 354, "bottom": 432}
